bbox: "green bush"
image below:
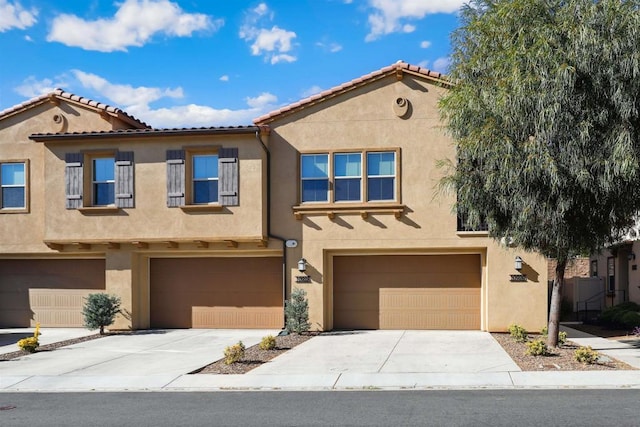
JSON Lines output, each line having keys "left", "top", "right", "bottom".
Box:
{"left": 525, "top": 338, "right": 548, "bottom": 356}
{"left": 223, "top": 341, "right": 246, "bottom": 365}
{"left": 259, "top": 335, "right": 276, "bottom": 350}
{"left": 599, "top": 302, "right": 640, "bottom": 329}
{"left": 82, "top": 293, "right": 121, "bottom": 335}
{"left": 285, "top": 288, "right": 311, "bottom": 334}
{"left": 574, "top": 346, "right": 599, "bottom": 364}
{"left": 508, "top": 324, "right": 528, "bottom": 342}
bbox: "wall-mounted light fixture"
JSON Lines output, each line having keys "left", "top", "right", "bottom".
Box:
{"left": 628, "top": 252, "right": 636, "bottom": 261}
{"left": 297, "top": 258, "right": 307, "bottom": 273}
{"left": 514, "top": 256, "right": 523, "bottom": 271}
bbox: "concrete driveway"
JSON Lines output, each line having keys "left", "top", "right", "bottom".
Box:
{"left": 249, "top": 330, "right": 520, "bottom": 375}
{"left": 0, "top": 329, "right": 278, "bottom": 390}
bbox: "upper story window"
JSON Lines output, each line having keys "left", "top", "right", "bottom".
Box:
{"left": 1, "top": 161, "right": 27, "bottom": 211}
{"left": 166, "top": 147, "right": 238, "bottom": 208}
{"left": 367, "top": 152, "right": 395, "bottom": 201}
{"left": 334, "top": 153, "right": 362, "bottom": 202}
{"left": 92, "top": 157, "right": 115, "bottom": 206}
{"left": 300, "top": 150, "right": 398, "bottom": 204}
{"left": 65, "top": 151, "right": 134, "bottom": 210}
{"left": 192, "top": 154, "right": 219, "bottom": 204}
{"left": 301, "top": 154, "right": 329, "bottom": 202}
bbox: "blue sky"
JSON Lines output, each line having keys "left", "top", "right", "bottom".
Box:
{"left": 0, "top": 0, "right": 463, "bottom": 128}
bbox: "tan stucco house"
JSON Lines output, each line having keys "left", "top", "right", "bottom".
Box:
{"left": 0, "top": 62, "right": 548, "bottom": 332}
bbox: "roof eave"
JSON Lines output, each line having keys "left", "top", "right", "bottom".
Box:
{"left": 29, "top": 126, "right": 263, "bottom": 142}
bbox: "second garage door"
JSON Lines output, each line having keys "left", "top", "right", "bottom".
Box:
{"left": 150, "top": 257, "right": 283, "bottom": 329}
{"left": 333, "top": 254, "right": 481, "bottom": 330}
{"left": 0, "top": 259, "right": 106, "bottom": 327}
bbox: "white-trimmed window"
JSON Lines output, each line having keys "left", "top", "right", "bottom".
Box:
{"left": 300, "top": 150, "right": 398, "bottom": 204}
{"left": 334, "top": 153, "right": 362, "bottom": 202}
{"left": 367, "top": 152, "right": 396, "bottom": 201}
{"left": 1, "top": 162, "right": 26, "bottom": 210}
{"left": 301, "top": 154, "right": 329, "bottom": 203}
{"left": 92, "top": 157, "right": 115, "bottom": 206}
{"left": 192, "top": 154, "right": 219, "bottom": 204}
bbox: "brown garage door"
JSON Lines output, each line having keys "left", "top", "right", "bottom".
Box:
{"left": 150, "top": 257, "right": 283, "bottom": 329}
{"left": 0, "top": 259, "right": 106, "bottom": 327}
{"left": 333, "top": 254, "right": 481, "bottom": 330}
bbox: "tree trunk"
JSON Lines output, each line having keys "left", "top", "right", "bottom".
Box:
{"left": 99, "top": 325, "right": 105, "bottom": 335}
{"left": 547, "top": 257, "right": 567, "bottom": 347}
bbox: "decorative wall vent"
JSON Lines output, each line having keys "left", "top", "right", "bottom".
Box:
{"left": 393, "top": 97, "right": 410, "bottom": 118}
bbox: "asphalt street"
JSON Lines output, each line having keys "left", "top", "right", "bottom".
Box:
{"left": 0, "top": 390, "right": 638, "bottom": 426}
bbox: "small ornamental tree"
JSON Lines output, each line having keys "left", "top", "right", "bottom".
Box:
{"left": 285, "top": 288, "right": 311, "bottom": 334}
{"left": 82, "top": 293, "right": 121, "bottom": 335}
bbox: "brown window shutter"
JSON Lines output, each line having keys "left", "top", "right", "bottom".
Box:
{"left": 166, "top": 150, "right": 185, "bottom": 207}
{"left": 115, "top": 151, "right": 134, "bottom": 208}
{"left": 65, "top": 153, "right": 83, "bottom": 209}
{"left": 218, "top": 147, "right": 238, "bottom": 206}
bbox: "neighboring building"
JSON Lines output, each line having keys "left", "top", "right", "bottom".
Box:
{"left": 0, "top": 63, "right": 548, "bottom": 332}
{"left": 590, "top": 239, "right": 640, "bottom": 309}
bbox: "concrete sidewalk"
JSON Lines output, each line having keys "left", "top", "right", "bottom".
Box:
{"left": 1, "top": 326, "right": 639, "bottom": 392}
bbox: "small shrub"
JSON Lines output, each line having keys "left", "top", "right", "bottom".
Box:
{"left": 633, "top": 326, "right": 640, "bottom": 337}
{"left": 525, "top": 338, "right": 548, "bottom": 356}
{"left": 508, "top": 324, "right": 528, "bottom": 342}
{"left": 574, "top": 346, "right": 599, "bottom": 364}
{"left": 259, "top": 335, "right": 276, "bottom": 350}
{"left": 557, "top": 331, "right": 568, "bottom": 346}
{"left": 82, "top": 293, "right": 121, "bottom": 335}
{"left": 17, "top": 323, "right": 40, "bottom": 353}
{"left": 223, "top": 341, "right": 245, "bottom": 365}
{"left": 540, "top": 326, "right": 548, "bottom": 336}
{"left": 285, "top": 288, "right": 311, "bottom": 334}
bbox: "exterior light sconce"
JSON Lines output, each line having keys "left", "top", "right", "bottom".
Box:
{"left": 514, "top": 256, "right": 523, "bottom": 271}
{"left": 628, "top": 252, "right": 636, "bottom": 261}
{"left": 298, "top": 258, "right": 307, "bottom": 273}
{"left": 296, "top": 258, "right": 311, "bottom": 283}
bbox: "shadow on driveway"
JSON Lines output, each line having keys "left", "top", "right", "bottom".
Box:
{"left": 0, "top": 333, "right": 32, "bottom": 346}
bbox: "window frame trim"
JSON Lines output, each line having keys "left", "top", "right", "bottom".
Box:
{"left": 0, "top": 159, "right": 29, "bottom": 213}
{"left": 184, "top": 146, "right": 222, "bottom": 206}
{"left": 298, "top": 147, "right": 401, "bottom": 206}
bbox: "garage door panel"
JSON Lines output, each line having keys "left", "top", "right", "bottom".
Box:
{"left": 150, "top": 257, "right": 283, "bottom": 329}
{"left": 0, "top": 259, "right": 105, "bottom": 327}
{"left": 334, "top": 254, "right": 481, "bottom": 330}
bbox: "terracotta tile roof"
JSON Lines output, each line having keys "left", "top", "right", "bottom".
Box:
{"left": 0, "top": 88, "right": 150, "bottom": 129}
{"left": 29, "top": 125, "right": 263, "bottom": 142}
{"left": 253, "top": 61, "right": 451, "bottom": 124}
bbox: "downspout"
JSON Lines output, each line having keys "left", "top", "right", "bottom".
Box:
{"left": 255, "top": 129, "right": 290, "bottom": 330}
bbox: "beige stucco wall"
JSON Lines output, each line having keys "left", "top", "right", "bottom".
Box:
{"left": 267, "top": 72, "right": 548, "bottom": 332}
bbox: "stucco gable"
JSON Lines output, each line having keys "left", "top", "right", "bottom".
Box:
{"left": 0, "top": 88, "right": 149, "bottom": 130}
{"left": 253, "top": 61, "right": 451, "bottom": 125}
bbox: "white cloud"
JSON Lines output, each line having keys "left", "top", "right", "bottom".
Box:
{"left": 316, "top": 41, "right": 342, "bottom": 53}
{"left": 72, "top": 70, "right": 183, "bottom": 107}
{"left": 246, "top": 92, "right": 277, "bottom": 109}
{"left": 420, "top": 40, "right": 431, "bottom": 49}
{"left": 14, "top": 75, "right": 68, "bottom": 98}
{"left": 365, "top": 0, "right": 464, "bottom": 41}
{"left": 0, "top": 0, "right": 37, "bottom": 32}
{"left": 433, "top": 57, "right": 451, "bottom": 73}
{"left": 47, "top": 0, "right": 220, "bottom": 52}
{"left": 301, "top": 85, "right": 323, "bottom": 98}
{"left": 54, "top": 70, "right": 278, "bottom": 127}
{"left": 240, "top": 3, "right": 297, "bottom": 64}
{"left": 219, "top": 75, "right": 229, "bottom": 82}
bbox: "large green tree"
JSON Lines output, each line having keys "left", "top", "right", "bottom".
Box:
{"left": 440, "top": 0, "right": 640, "bottom": 346}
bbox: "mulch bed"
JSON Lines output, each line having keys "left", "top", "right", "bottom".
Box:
{"left": 194, "top": 333, "right": 313, "bottom": 375}
{"left": 491, "top": 332, "right": 636, "bottom": 371}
